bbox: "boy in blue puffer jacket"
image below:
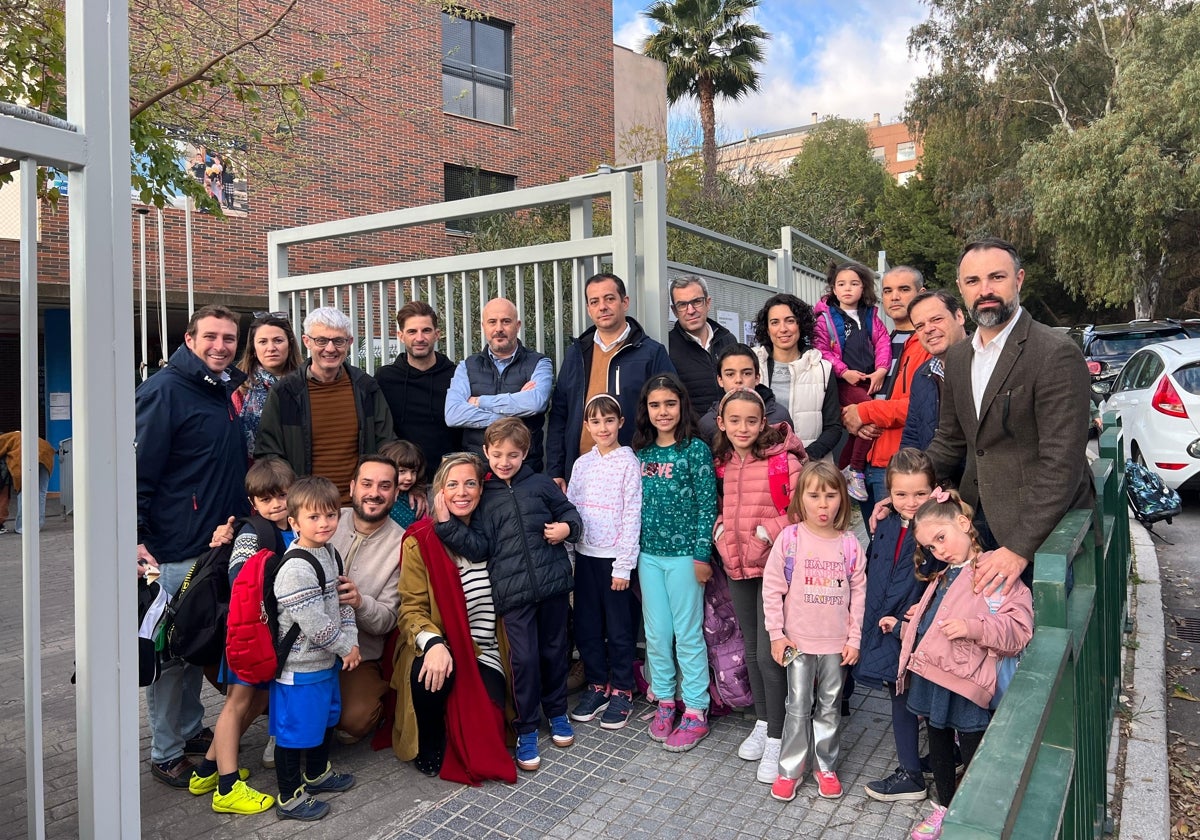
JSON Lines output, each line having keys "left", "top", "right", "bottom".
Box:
{"left": 435, "top": 417, "right": 582, "bottom": 773}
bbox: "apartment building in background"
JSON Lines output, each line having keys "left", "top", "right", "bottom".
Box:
{"left": 718, "top": 112, "right": 922, "bottom": 184}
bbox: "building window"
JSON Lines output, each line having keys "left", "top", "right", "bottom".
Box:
{"left": 442, "top": 13, "right": 513, "bottom": 126}
{"left": 871, "top": 146, "right": 886, "bottom": 164}
{"left": 444, "top": 164, "right": 516, "bottom": 233}
{"left": 896, "top": 141, "right": 916, "bottom": 162}
{"left": 896, "top": 170, "right": 916, "bottom": 186}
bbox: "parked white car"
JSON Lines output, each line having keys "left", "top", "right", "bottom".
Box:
{"left": 1098, "top": 337, "right": 1200, "bottom": 491}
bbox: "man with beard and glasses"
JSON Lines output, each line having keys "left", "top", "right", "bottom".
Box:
{"left": 923, "top": 237, "right": 1093, "bottom": 596}
{"left": 445, "top": 297, "right": 552, "bottom": 471}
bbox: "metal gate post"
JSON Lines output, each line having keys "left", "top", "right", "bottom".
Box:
{"left": 65, "top": 0, "right": 140, "bottom": 835}
{"left": 638, "top": 160, "right": 669, "bottom": 344}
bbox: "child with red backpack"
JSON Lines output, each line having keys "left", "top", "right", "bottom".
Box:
{"left": 711, "top": 388, "right": 805, "bottom": 783}
{"left": 189, "top": 458, "right": 296, "bottom": 814}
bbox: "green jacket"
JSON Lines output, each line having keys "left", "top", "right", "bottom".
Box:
{"left": 254, "top": 360, "right": 396, "bottom": 475}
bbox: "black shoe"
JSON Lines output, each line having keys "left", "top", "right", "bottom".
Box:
{"left": 864, "top": 767, "right": 927, "bottom": 802}
{"left": 920, "top": 752, "right": 965, "bottom": 779}
{"left": 183, "top": 726, "right": 214, "bottom": 755}
{"left": 413, "top": 751, "right": 442, "bottom": 777}
{"left": 151, "top": 755, "right": 197, "bottom": 788}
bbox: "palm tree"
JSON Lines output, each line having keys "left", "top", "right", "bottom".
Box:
{"left": 642, "top": 0, "right": 769, "bottom": 197}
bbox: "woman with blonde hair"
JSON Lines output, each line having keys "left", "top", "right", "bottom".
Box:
{"left": 391, "top": 453, "right": 515, "bottom": 785}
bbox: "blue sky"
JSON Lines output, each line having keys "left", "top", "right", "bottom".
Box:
{"left": 614, "top": 0, "right": 931, "bottom": 143}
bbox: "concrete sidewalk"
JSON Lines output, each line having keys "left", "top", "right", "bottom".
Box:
{"left": 0, "top": 507, "right": 1166, "bottom": 839}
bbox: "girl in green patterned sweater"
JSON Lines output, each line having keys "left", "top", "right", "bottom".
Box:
{"left": 634, "top": 373, "right": 718, "bottom": 752}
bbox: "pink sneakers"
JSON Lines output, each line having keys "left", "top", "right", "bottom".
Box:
{"left": 815, "top": 770, "right": 843, "bottom": 799}
{"left": 911, "top": 804, "right": 947, "bottom": 839}
{"left": 648, "top": 701, "right": 676, "bottom": 742}
{"left": 770, "top": 775, "right": 798, "bottom": 802}
{"left": 664, "top": 710, "right": 709, "bottom": 752}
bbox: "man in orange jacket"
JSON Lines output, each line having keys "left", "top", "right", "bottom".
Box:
{"left": 841, "top": 267, "right": 929, "bottom": 513}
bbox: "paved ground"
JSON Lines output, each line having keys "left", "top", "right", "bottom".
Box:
{"left": 0, "top": 501, "right": 1164, "bottom": 839}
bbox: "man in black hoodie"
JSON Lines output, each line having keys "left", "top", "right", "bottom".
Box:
{"left": 375, "top": 301, "right": 460, "bottom": 481}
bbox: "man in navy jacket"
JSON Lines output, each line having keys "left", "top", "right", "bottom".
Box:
{"left": 547, "top": 273, "right": 675, "bottom": 487}
{"left": 136, "top": 304, "right": 250, "bottom": 787}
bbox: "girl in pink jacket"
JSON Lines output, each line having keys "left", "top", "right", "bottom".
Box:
{"left": 711, "top": 389, "right": 806, "bottom": 782}
{"left": 897, "top": 490, "right": 1034, "bottom": 840}
{"left": 812, "top": 262, "right": 891, "bottom": 503}
{"left": 762, "top": 461, "right": 865, "bottom": 804}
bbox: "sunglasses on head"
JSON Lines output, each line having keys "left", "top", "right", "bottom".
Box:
{"left": 253, "top": 310, "right": 289, "bottom": 321}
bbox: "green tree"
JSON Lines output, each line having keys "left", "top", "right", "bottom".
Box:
{"left": 1020, "top": 5, "right": 1200, "bottom": 318}
{"left": 642, "top": 0, "right": 769, "bottom": 199}
{"left": 0, "top": 0, "right": 468, "bottom": 213}
{"left": 875, "top": 176, "right": 960, "bottom": 287}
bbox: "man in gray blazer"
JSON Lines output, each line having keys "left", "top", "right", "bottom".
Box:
{"left": 924, "top": 238, "right": 1093, "bottom": 595}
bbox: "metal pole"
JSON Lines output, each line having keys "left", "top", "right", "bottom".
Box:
{"left": 157, "top": 208, "right": 168, "bottom": 363}
{"left": 19, "top": 156, "right": 46, "bottom": 840}
{"left": 65, "top": 0, "right": 140, "bottom": 833}
{"left": 137, "top": 208, "right": 148, "bottom": 380}
{"left": 185, "top": 198, "right": 195, "bottom": 317}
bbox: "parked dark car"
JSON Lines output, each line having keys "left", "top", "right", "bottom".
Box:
{"left": 1069, "top": 321, "right": 1189, "bottom": 403}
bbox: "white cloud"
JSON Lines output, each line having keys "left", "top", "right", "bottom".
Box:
{"left": 715, "top": 8, "right": 932, "bottom": 136}
{"left": 615, "top": 15, "right": 652, "bottom": 51}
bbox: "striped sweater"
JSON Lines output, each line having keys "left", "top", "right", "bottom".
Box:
{"left": 273, "top": 544, "right": 358, "bottom": 680}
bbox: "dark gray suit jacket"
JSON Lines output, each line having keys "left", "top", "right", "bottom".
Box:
{"left": 924, "top": 309, "right": 1094, "bottom": 562}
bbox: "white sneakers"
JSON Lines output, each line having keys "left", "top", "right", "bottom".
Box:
{"left": 756, "top": 738, "right": 783, "bottom": 784}
{"left": 738, "top": 719, "right": 769, "bottom": 760}
{"left": 262, "top": 736, "right": 276, "bottom": 769}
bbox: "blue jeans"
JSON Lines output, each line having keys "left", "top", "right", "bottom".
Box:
{"left": 639, "top": 552, "right": 709, "bottom": 711}
{"left": 145, "top": 557, "right": 207, "bottom": 763}
{"left": 859, "top": 465, "right": 888, "bottom": 521}
{"left": 14, "top": 465, "right": 50, "bottom": 534}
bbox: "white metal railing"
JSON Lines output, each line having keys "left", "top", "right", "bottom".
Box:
{"left": 0, "top": 1, "right": 139, "bottom": 837}
{"left": 267, "top": 162, "right": 889, "bottom": 372}
{"left": 268, "top": 172, "right": 639, "bottom": 371}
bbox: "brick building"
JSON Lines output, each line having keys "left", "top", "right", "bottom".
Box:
{"left": 0, "top": 0, "right": 619, "bottom": 474}
{"left": 717, "top": 112, "right": 921, "bottom": 184}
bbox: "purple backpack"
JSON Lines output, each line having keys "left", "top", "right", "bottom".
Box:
{"left": 703, "top": 560, "right": 754, "bottom": 710}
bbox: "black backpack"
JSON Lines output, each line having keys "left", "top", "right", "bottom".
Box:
{"left": 163, "top": 514, "right": 282, "bottom": 667}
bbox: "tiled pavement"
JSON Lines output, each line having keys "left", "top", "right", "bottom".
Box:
{"left": 1, "top": 508, "right": 975, "bottom": 839}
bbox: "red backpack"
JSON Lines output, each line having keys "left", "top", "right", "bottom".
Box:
{"left": 226, "top": 545, "right": 343, "bottom": 684}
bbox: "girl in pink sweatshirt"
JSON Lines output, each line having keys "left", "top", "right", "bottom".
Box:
{"left": 897, "top": 490, "right": 1033, "bottom": 840}
{"left": 762, "top": 460, "right": 865, "bottom": 804}
{"left": 711, "top": 388, "right": 806, "bottom": 782}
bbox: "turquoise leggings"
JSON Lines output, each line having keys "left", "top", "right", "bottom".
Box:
{"left": 639, "top": 551, "right": 709, "bottom": 711}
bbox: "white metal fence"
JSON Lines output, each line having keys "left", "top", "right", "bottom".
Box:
{"left": 267, "top": 161, "right": 886, "bottom": 369}
{"left": 0, "top": 1, "right": 139, "bottom": 837}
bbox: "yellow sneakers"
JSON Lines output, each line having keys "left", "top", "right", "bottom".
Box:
{"left": 188, "top": 767, "right": 249, "bottom": 795}
{"left": 212, "top": 780, "right": 275, "bottom": 815}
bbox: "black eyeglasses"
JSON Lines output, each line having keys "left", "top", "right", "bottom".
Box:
{"left": 307, "top": 335, "right": 351, "bottom": 349}
{"left": 671, "top": 296, "right": 708, "bottom": 313}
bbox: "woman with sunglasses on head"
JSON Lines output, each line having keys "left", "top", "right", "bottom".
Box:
{"left": 233, "top": 312, "right": 303, "bottom": 457}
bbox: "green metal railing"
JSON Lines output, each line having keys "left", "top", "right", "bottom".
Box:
{"left": 943, "top": 417, "right": 1130, "bottom": 838}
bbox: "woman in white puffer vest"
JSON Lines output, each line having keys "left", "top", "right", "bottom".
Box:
{"left": 751, "top": 293, "right": 843, "bottom": 461}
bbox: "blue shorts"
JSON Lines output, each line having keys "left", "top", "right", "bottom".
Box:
{"left": 269, "top": 667, "right": 341, "bottom": 749}
{"left": 218, "top": 659, "right": 270, "bottom": 690}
